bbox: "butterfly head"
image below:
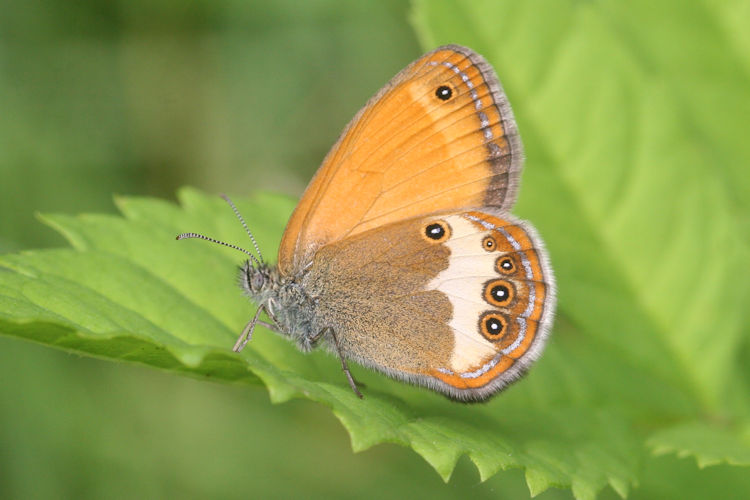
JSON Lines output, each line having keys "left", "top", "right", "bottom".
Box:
{"left": 245, "top": 261, "right": 268, "bottom": 292}
{"left": 177, "top": 195, "right": 316, "bottom": 339}
{"left": 239, "top": 259, "right": 277, "bottom": 298}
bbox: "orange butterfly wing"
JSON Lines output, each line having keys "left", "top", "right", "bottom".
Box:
{"left": 278, "top": 45, "right": 524, "bottom": 274}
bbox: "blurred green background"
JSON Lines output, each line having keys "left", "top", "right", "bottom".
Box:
{"left": 0, "top": 1, "right": 515, "bottom": 498}
{"left": 1, "top": 1, "right": 746, "bottom": 499}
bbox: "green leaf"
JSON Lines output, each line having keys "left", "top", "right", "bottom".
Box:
{"left": 2, "top": 1, "right": 750, "bottom": 498}
{"left": 1, "top": 189, "right": 646, "bottom": 498}
{"left": 411, "top": 0, "right": 750, "bottom": 403}
{"left": 0, "top": 184, "right": 729, "bottom": 499}
{"left": 648, "top": 421, "right": 750, "bottom": 468}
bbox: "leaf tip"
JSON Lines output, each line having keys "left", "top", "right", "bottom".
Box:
{"left": 525, "top": 468, "right": 553, "bottom": 497}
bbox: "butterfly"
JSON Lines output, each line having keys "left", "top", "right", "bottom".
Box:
{"left": 178, "top": 45, "right": 556, "bottom": 401}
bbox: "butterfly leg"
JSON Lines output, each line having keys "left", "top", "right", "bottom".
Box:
{"left": 255, "top": 308, "right": 282, "bottom": 334}
{"left": 311, "top": 327, "right": 363, "bottom": 399}
{"left": 257, "top": 319, "right": 280, "bottom": 333}
{"left": 233, "top": 304, "right": 265, "bottom": 352}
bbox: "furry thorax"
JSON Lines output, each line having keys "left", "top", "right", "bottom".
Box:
{"left": 239, "top": 260, "right": 320, "bottom": 352}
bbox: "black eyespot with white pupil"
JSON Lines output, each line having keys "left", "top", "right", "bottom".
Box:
{"left": 484, "top": 279, "right": 514, "bottom": 307}
{"left": 482, "top": 235, "right": 496, "bottom": 251}
{"left": 491, "top": 284, "right": 509, "bottom": 301}
{"left": 479, "top": 312, "right": 508, "bottom": 341}
{"left": 423, "top": 220, "right": 451, "bottom": 243}
{"left": 435, "top": 85, "right": 453, "bottom": 101}
{"left": 486, "top": 317, "right": 503, "bottom": 334}
{"left": 426, "top": 223, "right": 444, "bottom": 239}
{"left": 497, "top": 256, "right": 516, "bottom": 274}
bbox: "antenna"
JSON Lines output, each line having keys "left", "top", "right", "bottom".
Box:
{"left": 221, "top": 194, "right": 264, "bottom": 264}
{"left": 176, "top": 194, "right": 264, "bottom": 266}
{"left": 176, "top": 232, "right": 260, "bottom": 267}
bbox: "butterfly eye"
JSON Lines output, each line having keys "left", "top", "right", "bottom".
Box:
{"left": 422, "top": 220, "right": 451, "bottom": 243}
{"left": 482, "top": 236, "right": 496, "bottom": 251}
{"left": 435, "top": 85, "right": 453, "bottom": 101}
{"left": 497, "top": 256, "right": 516, "bottom": 274}
{"left": 484, "top": 279, "right": 514, "bottom": 307}
{"left": 479, "top": 312, "right": 508, "bottom": 341}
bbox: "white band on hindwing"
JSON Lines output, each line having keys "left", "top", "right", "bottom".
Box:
{"left": 431, "top": 214, "right": 536, "bottom": 379}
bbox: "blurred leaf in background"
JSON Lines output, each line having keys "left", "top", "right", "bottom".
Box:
{"left": 0, "top": 0, "right": 420, "bottom": 251}
{"left": 2, "top": 0, "right": 750, "bottom": 499}
{"left": 0, "top": 1, "right": 479, "bottom": 499}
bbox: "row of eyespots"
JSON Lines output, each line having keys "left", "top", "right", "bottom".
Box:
{"left": 480, "top": 234, "right": 517, "bottom": 341}
{"left": 482, "top": 235, "right": 517, "bottom": 273}
{"left": 421, "top": 221, "right": 518, "bottom": 343}
{"left": 423, "top": 222, "right": 515, "bottom": 279}
{"left": 480, "top": 278, "right": 514, "bottom": 342}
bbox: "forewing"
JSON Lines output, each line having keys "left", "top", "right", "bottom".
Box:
{"left": 279, "top": 45, "right": 524, "bottom": 274}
